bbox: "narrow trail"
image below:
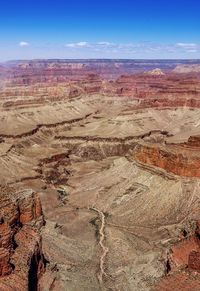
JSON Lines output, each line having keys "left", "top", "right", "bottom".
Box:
{"left": 91, "top": 207, "right": 109, "bottom": 283}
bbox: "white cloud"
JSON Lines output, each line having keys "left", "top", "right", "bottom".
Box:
{"left": 176, "top": 43, "right": 197, "bottom": 48}
{"left": 65, "top": 43, "right": 76, "bottom": 48}
{"left": 76, "top": 41, "right": 88, "bottom": 46}
{"left": 65, "top": 41, "right": 88, "bottom": 48}
{"left": 64, "top": 41, "right": 199, "bottom": 57}
{"left": 97, "top": 42, "right": 115, "bottom": 46}
{"left": 19, "top": 41, "right": 29, "bottom": 47}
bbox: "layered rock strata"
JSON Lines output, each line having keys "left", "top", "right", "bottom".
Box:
{"left": 0, "top": 186, "right": 45, "bottom": 290}
{"left": 132, "top": 135, "right": 200, "bottom": 178}
{"left": 2, "top": 59, "right": 199, "bottom": 84}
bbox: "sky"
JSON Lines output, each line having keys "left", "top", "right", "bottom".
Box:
{"left": 0, "top": 0, "right": 200, "bottom": 61}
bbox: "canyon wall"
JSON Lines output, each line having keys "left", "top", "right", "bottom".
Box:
{"left": 132, "top": 136, "right": 200, "bottom": 178}
{"left": 1, "top": 59, "right": 200, "bottom": 85}
{"left": 0, "top": 186, "right": 45, "bottom": 291}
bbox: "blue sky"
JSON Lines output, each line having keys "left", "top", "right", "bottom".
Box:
{"left": 0, "top": 0, "right": 200, "bottom": 60}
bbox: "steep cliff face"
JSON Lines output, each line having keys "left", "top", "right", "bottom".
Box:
{"left": 167, "top": 225, "right": 200, "bottom": 273}
{"left": 132, "top": 136, "right": 200, "bottom": 178}
{"left": 0, "top": 186, "right": 45, "bottom": 290}
{"left": 156, "top": 220, "right": 200, "bottom": 290}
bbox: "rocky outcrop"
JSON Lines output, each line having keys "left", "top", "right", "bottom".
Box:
{"left": 156, "top": 221, "right": 200, "bottom": 290}
{"left": 146, "top": 68, "right": 165, "bottom": 76}
{"left": 167, "top": 227, "right": 200, "bottom": 273}
{"left": 185, "top": 135, "right": 200, "bottom": 147}
{"left": 0, "top": 186, "right": 45, "bottom": 290}
{"left": 132, "top": 136, "right": 200, "bottom": 178}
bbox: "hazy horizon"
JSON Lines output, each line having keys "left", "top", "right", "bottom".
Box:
{"left": 1, "top": 58, "right": 200, "bottom": 64}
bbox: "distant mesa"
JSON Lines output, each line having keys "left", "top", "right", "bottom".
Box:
{"left": 172, "top": 64, "right": 200, "bottom": 73}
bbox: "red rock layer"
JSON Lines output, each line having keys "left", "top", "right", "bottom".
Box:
{"left": 2, "top": 68, "right": 200, "bottom": 115}
{"left": 115, "top": 73, "right": 200, "bottom": 97}
{"left": 0, "top": 74, "right": 103, "bottom": 110}
{"left": 156, "top": 271, "right": 200, "bottom": 291}
{"left": 156, "top": 221, "right": 200, "bottom": 290}
{"left": 132, "top": 136, "right": 200, "bottom": 178}
{"left": 0, "top": 186, "right": 45, "bottom": 290}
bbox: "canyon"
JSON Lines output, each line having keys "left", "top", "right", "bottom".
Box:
{"left": 1, "top": 59, "right": 200, "bottom": 290}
